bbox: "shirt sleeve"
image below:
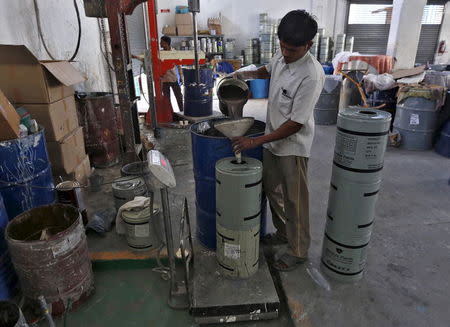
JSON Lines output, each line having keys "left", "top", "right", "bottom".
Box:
{"left": 290, "top": 76, "right": 324, "bottom": 125}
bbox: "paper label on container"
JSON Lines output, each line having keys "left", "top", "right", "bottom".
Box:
{"left": 135, "top": 224, "right": 150, "bottom": 238}
{"left": 410, "top": 114, "right": 420, "bottom": 125}
{"left": 224, "top": 243, "right": 240, "bottom": 259}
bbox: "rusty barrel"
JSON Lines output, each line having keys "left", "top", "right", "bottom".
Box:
{"left": 75, "top": 92, "right": 120, "bottom": 168}
{"left": 5, "top": 204, "right": 94, "bottom": 315}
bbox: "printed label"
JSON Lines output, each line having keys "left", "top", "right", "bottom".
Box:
{"left": 410, "top": 114, "right": 420, "bottom": 126}
{"left": 151, "top": 151, "right": 161, "bottom": 165}
{"left": 224, "top": 243, "right": 240, "bottom": 260}
{"left": 135, "top": 224, "right": 150, "bottom": 238}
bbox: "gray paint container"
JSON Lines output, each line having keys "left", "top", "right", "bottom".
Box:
{"left": 321, "top": 108, "right": 391, "bottom": 282}
{"left": 112, "top": 176, "right": 147, "bottom": 211}
{"left": 215, "top": 157, "right": 262, "bottom": 279}
{"left": 314, "top": 75, "right": 342, "bottom": 125}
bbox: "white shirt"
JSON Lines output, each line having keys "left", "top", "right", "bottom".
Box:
{"left": 264, "top": 50, "right": 325, "bottom": 157}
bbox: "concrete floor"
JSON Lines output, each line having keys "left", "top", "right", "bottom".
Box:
{"left": 76, "top": 98, "right": 449, "bottom": 326}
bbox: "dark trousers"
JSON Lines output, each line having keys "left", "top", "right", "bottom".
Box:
{"left": 162, "top": 82, "right": 183, "bottom": 112}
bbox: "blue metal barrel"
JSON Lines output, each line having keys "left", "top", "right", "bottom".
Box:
{"left": 0, "top": 194, "right": 17, "bottom": 300}
{"left": 435, "top": 120, "right": 450, "bottom": 158}
{"left": 184, "top": 84, "right": 213, "bottom": 117}
{"left": 191, "top": 119, "right": 267, "bottom": 249}
{"left": 0, "top": 129, "right": 55, "bottom": 219}
{"left": 183, "top": 68, "right": 214, "bottom": 89}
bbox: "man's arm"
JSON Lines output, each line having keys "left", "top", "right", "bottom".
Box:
{"left": 232, "top": 120, "right": 302, "bottom": 153}
{"left": 235, "top": 66, "right": 271, "bottom": 80}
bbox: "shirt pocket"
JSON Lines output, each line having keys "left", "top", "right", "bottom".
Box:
{"left": 278, "top": 93, "right": 293, "bottom": 118}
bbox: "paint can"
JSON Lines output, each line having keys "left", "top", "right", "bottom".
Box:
{"left": 0, "top": 301, "right": 28, "bottom": 327}
{"left": 6, "top": 204, "right": 94, "bottom": 316}
{"left": 112, "top": 177, "right": 147, "bottom": 212}
{"left": 56, "top": 181, "right": 88, "bottom": 225}
{"left": 121, "top": 203, "right": 161, "bottom": 251}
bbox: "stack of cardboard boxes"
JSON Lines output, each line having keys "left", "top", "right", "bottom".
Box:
{"left": 176, "top": 13, "right": 194, "bottom": 36}
{"left": 0, "top": 45, "right": 91, "bottom": 184}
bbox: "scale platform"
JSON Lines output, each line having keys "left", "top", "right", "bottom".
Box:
{"left": 191, "top": 246, "right": 280, "bottom": 324}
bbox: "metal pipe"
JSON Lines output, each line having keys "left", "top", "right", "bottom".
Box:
{"left": 160, "top": 187, "right": 178, "bottom": 304}
{"left": 192, "top": 12, "right": 200, "bottom": 84}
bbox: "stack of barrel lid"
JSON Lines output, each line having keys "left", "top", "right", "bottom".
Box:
{"left": 314, "top": 75, "right": 343, "bottom": 125}
{"left": 259, "top": 13, "right": 274, "bottom": 64}
{"left": 244, "top": 39, "right": 254, "bottom": 66}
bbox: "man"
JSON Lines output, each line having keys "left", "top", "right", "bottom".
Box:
{"left": 232, "top": 10, "right": 325, "bottom": 271}
{"left": 160, "top": 36, "right": 184, "bottom": 111}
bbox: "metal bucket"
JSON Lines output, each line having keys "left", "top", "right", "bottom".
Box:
{"left": 314, "top": 75, "right": 342, "bottom": 125}
{"left": 0, "top": 301, "right": 28, "bottom": 327}
{"left": 56, "top": 181, "right": 88, "bottom": 226}
{"left": 121, "top": 204, "right": 161, "bottom": 251}
{"left": 190, "top": 119, "right": 267, "bottom": 249}
{"left": 393, "top": 96, "right": 439, "bottom": 150}
{"left": 75, "top": 92, "right": 120, "bottom": 168}
{"left": 184, "top": 84, "right": 213, "bottom": 117}
{"left": 6, "top": 204, "right": 94, "bottom": 315}
{"left": 112, "top": 177, "right": 147, "bottom": 212}
{"left": 0, "top": 129, "right": 55, "bottom": 219}
{"left": 217, "top": 77, "right": 250, "bottom": 117}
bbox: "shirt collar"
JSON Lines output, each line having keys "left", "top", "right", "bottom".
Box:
{"left": 279, "top": 51, "right": 311, "bottom": 75}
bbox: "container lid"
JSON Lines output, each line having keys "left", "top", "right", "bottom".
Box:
{"left": 122, "top": 203, "right": 160, "bottom": 224}
{"left": 56, "top": 181, "right": 80, "bottom": 190}
{"left": 338, "top": 107, "right": 391, "bottom": 133}
{"left": 112, "top": 177, "right": 145, "bottom": 191}
{"left": 216, "top": 157, "right": 262, "bottom": 175}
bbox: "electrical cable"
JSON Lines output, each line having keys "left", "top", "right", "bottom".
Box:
{"left": 33, "top": 0, "right": 82, "bottom": 61}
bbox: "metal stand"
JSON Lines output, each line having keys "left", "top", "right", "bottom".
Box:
{"left": 160, "top": 188, "right": 189, "bottom": 309}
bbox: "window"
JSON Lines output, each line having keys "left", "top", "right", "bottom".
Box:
{"left": 348, "top": 4, "right": 393, "bottom": 24}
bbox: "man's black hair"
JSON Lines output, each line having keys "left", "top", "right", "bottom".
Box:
{"left": 277, "top": 10, "right": 318, "bottom": 47}
{"left": 161, "top": 36, "right": 171, "bottom": 46}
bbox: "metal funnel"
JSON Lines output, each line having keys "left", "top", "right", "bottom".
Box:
{"left": 215, "top": 118, "right": 255, "bottom": 163}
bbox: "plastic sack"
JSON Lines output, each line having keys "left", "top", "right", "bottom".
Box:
{"left": 363, "top": 73, "right": 396, "bottom": 93}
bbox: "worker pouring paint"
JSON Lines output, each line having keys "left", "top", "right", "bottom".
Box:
{"left": 231, "top": 10, "right": 325, "bottom": 271}
{"left": 160, "top": 36, "right": 184, "bottom": 112}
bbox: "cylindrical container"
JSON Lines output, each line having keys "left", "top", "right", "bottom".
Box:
{"left": 216, "top": 157, "right": 262, "bottom": 279}
{"left": 345, "top": 36, "right": 355, "bottom": 52}
{"left": 435, "top": 119, "right": 450, "bottom": 158}
{"left": 319, "top": 37, "right": 330, "bottom": 63}
{"left": 217, "top": 78, "right": 250, "bottom": 118}
{"left": 367, "top": 88, "right": 398, "bottom": 127}
{"left": 121, "top": 204, "right": 161, "bottom": 250}
{"left": 314, "top": 75, "right": 342, "bottom": 125}
{"left": 6, "top": 204, "right": 94, "bottom": 315}
{"left": 250, "top": 79, "right": 270, "bottom": 99}
{"left": 191, "top": 119, "right": 267, "bottom": 249}
{"left": 0, "top": 195, "right": 18, "bottom": 301}
{"left": 0, "top": 301, "right": 28, "bottom": 327}
{"left": 112, "top": 177, "right": 147, "bottom": 212}
{"left": 321, "top": 108, "right": 391, "bottom": 282}
{"left": 0, "top": 129, "right": 55, "bottom": 219}
{"left": 56, "top": 181, "right": 88, "bottom": 225}
{"left": 75, "top": 92, "right": 120, "bottom": 168}
{"left": 225, "top": 39, "right": 235, "bottom": 59}
{"left": 393, "top": 95, "right": 439, "bottom": 150}
{"left": 182, "top": 67, "right": 214, "bottom": 89}
{"left": 184, "top": 84, "right": 213, "bottom": 117}
{"left": 310, "top": 34, "right": 320, "bottom": 59}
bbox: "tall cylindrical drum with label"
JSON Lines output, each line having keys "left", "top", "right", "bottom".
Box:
{"left": 321, "top": 108, "right": 391, "bottom": 282}
{"left": 216, "top": 157, "right": 262, "bottom": 279}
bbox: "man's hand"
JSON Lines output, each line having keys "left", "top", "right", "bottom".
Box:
{"left": 232, "top": 136, "right": 260, "bottom": 153}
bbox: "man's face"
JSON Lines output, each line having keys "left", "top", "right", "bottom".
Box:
{"left": 280, "top": 40, "right": 312, "bottom": 64}
{"left": 160, "top": 40, "right": 170, "bottom": 50}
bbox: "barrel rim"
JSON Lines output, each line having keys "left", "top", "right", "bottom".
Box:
{"left": 5, "top": 204, "right": 81, "bottom": 245}
{"left": 190, "top": 118, "right": 266, "bottom": 139}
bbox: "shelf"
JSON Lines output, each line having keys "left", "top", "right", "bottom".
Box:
{"left": 165, "top": 34, "right": 224, "bottom": 38}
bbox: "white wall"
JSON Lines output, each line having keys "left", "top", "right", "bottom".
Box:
{"left": 0, "top": 0, "right": 112, "bottom": 93}
{"left": 157, "top": 0, "right": 347, "bottom": 56}
{"left": 434, "top": 2, "right": 450, "bottom": 65}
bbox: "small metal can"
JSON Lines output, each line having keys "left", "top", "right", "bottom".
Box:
{"left": 56, "top": 181, "right": 88, "bottom": 225}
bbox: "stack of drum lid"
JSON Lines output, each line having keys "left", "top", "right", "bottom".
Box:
{"left": 310, "top": 34, "right": 320, "bottom": 59}
{"left": 345, "top": 36, "right": 355, "bottom": 52}
{"left": 244, "top": 39, "right": 254, "bottom": 65}
{"left": 252, "top": 38, "right": 260, "bottom": 64}
{"left": 319, "top": 37, "right": 331, "bottom": 63}
{"left": 112, "top": 176, "right": 147, "bottom": 212}
{"left": 259, "top": 13, "right": 273, "bottom": 64}
{"left": 225, "top": 39, "right": 235, "bottom": 59}
{"left": 334, "top": 34, "right": 346, "bottom": 57}
{"left": 321, "top": 108, "right": 391, "bottom": 282}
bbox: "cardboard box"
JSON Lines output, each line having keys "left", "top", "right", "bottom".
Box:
{"left": 175, "top": 13, "right": 192, "bottom": 25}
{"left": 162, "top": 25, "right": 177, "bottom": 36}
{"left": 17, "top": 96, "right": 79, "bottom": 141}
{"left": 177, "top": 24, "right": 194, "bottom": 36}
{"left": 47, "top": 126, "right": 86, "bottom": 174}
{"left": 0, "top": 45, "right": 86, "bottom": 104}
{"left": 0, "top": 89, "right": 20, "bottom": 140}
